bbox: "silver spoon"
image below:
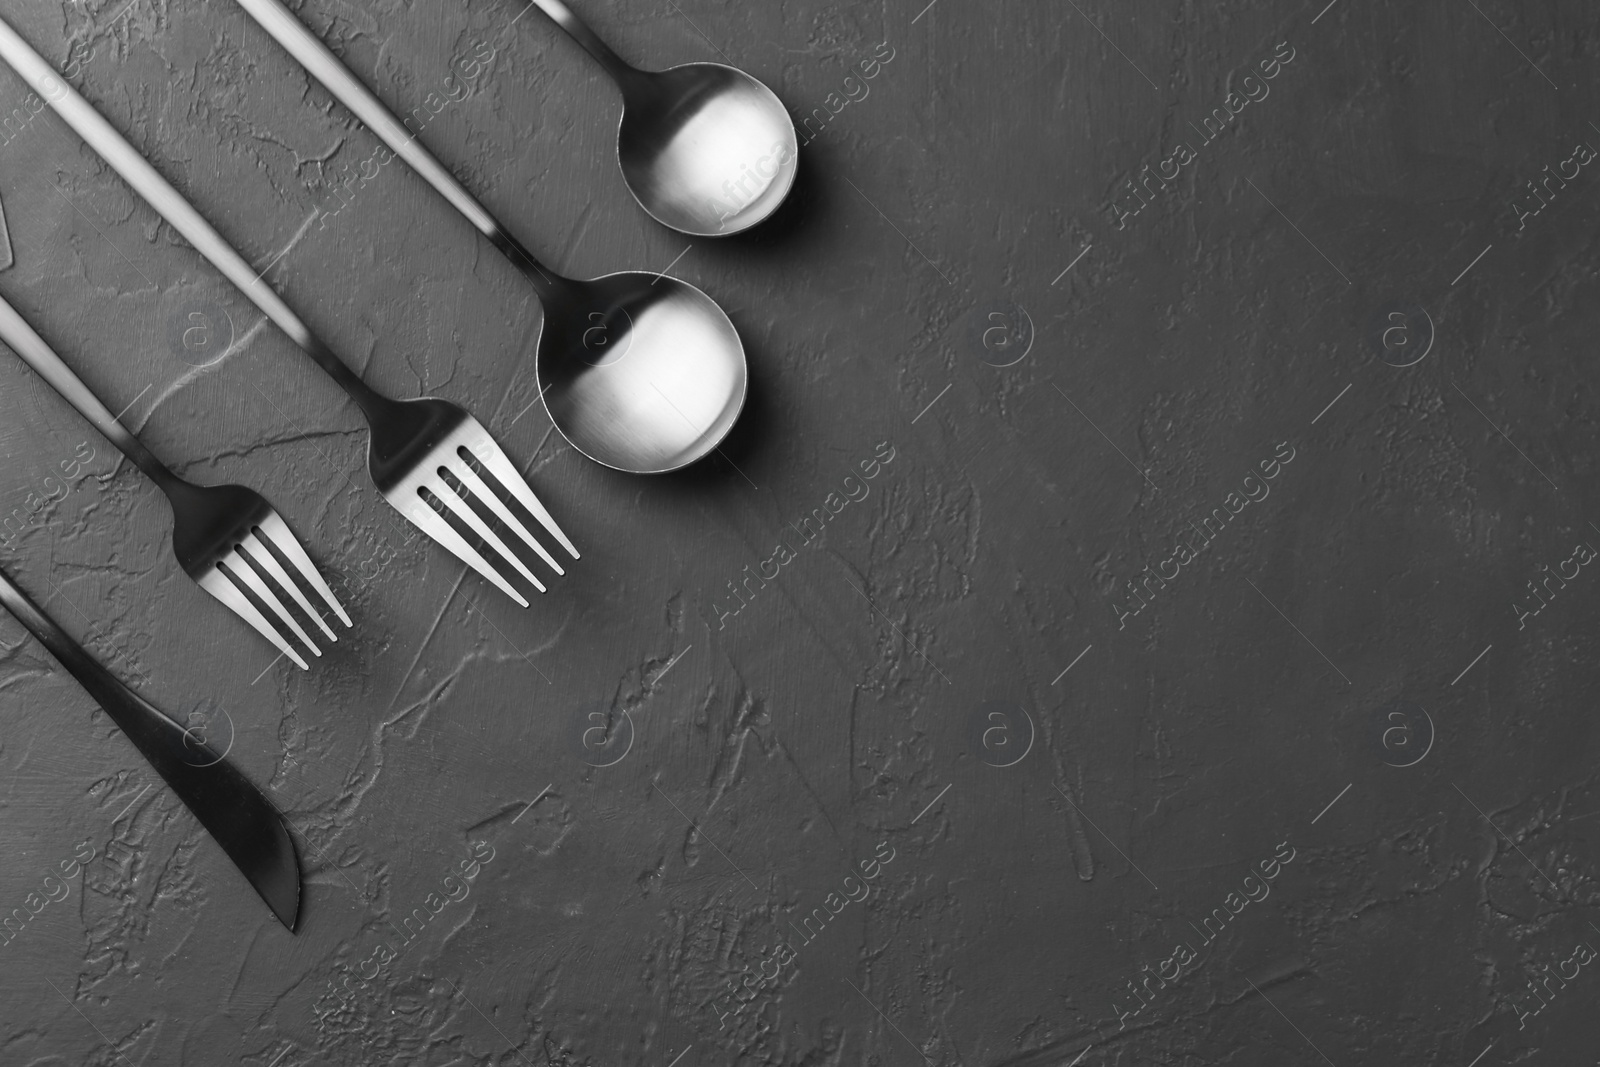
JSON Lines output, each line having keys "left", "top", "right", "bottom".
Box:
{"left": 528, "top": 0, "right": 798, "bottom": 237}
{"left": 234, "top": 0, "right": 747, "bottom": 475}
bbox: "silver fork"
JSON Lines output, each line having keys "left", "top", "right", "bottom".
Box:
{"left": 0, "top": 292, "right": 347, "bottom": 669}
{"left": 0, "top": 17, "right": 578, "bottom": 605}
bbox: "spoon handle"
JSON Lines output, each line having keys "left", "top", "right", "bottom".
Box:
{"left": 0, "top": 14, "right": 381, "bottom": 411}
{"left": 0, "top": 291, "right": 175, "bottom": 489}
{"left": 523, "top": 0, "right": 639, "bottom": 87}
{"left": 233, "top": 0, "right": 563, "bottom": 298}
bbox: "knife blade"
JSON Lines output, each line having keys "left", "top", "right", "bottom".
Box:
{"left": 0, "top": 563, "right": 300, "bottom": 929}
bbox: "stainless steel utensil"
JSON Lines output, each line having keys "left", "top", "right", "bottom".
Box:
{"left": 0, "top": 293, "right": 347, "bottom": 670}
{"left": 0, "top": 15, "right": 578, "bottom": 606}
{"left": 0, "top": 563, "right": 301, "bottom": 929}
{"left": 526, "top": 0, "right": 799, "bottom": 236}
{"left": 233, "top": 0, "right": 748, "bottom": 475}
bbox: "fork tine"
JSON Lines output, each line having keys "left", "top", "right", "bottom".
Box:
{"left": 398, "top": 496, "right": 531, "bottom": 608}
{"left": 430, "top": 472, "right": 548, "bottom": 594}
{"left": 447, "top": 455, "right": 563, "bottom": 576}
{"left": 462, "top": 433, "right": 580, "bottom": 561}
{"left": 197, "top": 570, "right": 311, "bottom": 671}
{"left": 240, "top": 531, "right": 337, "bottom": 643}
{"left": 223, "top": 548, "right": 320, "bottom": 659}
{"left": 257, "top": 512, "right": 352, "bottom": 628}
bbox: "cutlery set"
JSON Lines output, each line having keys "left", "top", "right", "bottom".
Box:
{"left": 236, "top": 0, "right": 759, "bottom": 475}
{"left": 0, "top": 3, "right": 796, "bottom": 927}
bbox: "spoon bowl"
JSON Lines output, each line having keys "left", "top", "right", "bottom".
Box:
{"left": 229, "top": 0, "right": 755, "bottom": 476}
{"left": 618, "top": 63, "right": 799, "bottom": 237}
{"left": 537, "top": 271, "right": 746, "bottom": 472}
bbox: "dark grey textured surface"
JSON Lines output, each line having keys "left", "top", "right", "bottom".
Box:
{"left": 1, "top": 0, "right": 1598, "bottom": 1064}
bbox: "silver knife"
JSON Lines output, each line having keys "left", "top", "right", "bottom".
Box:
{"left": 0, "top": 564, "right": 301, "bottom": 929}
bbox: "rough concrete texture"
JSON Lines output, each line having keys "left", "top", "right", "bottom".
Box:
{"left": 0, "top": 0, "right": 1597, "bottom": 1064}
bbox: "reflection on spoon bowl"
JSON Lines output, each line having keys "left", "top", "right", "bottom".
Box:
{"left": 619, "top": 63, "right": 799, "bottom": 237}
{"left": 537, "top": 272, "right": 747, "bottom": 473}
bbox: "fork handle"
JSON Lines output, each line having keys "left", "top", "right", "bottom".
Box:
{"left": 232, "top": 0, "right": 568, "bottom": 305}
{"left": 0, "top": 291, "right": 177, "bottom": 490}
{"left": 0, "top": 14, "right": 385, "bottom": 417}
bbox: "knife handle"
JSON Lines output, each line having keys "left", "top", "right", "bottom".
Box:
{"left": 0, "top": 563, "right": 148, "bottom": 723}
{"left": 0, "top": 563, "right": 216, "bottom": 785}
{"left": 0, "top": 562, "right": 301, "bottom": 928}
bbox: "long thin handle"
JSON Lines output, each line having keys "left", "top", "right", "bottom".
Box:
{"left": 0, "top": 292, "right": 175, "bottom": 489}
{"left": 0, "top": 562, "right": 114, "bottom": 696}
{"left": 233, "top": 0, "right": 565, "bottom": 302}
{"left": 0, "top": 563, "right": 192, "bottom": 784}
{"left": 0, "top": 562, "right": 302, "bottom": 931}
{"left": 0, "top": 563, "right": 173, "bottom": 746}
{"left": 0, "top": 13, "right": 380, "bottom": 410}
{"left": 524, "top": 0, "right": 640, "bottom": 87}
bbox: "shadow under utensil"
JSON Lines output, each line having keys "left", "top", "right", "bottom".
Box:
{"left": 714, "top": 134, "right": 826, "bottom": 253}
{"left": 0, "top": 188, "right": 12, "bottom": 271}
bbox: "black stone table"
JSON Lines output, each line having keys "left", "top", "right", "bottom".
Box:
{"left": 0, "top": 1, "right": 1596, "bottom": 1064}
